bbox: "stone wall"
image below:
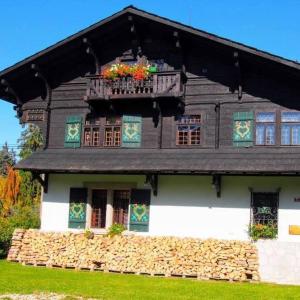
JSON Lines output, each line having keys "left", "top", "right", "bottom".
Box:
{"left": 7, "top": 229, "right": 259, "bottom": 281}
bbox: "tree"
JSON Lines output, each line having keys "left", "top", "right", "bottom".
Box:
{"left": 18, "top": 124, "right": 43, "bottom": 160}
{"left": 0, "top": 124, "right": 43, "bottom": 257}
{"left": 18, "top": 124, "right": 43, "bottom": 206}
{"left": 1, "top": 166, "right": 21, "bottom": 216}
{"left": 0, "top": 142, "right": 16, "bottom": 176}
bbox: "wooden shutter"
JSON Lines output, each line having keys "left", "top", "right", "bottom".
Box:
{"left": 64, "top": 115, "right": 82, "bottom": 148}
{"left": 129, "top": 189, "right": 151, "bottom": 232}
{"left": 122, "top": 115, "right": 142, "bottom": 148}
{"left": 68, "top": 188, "right": 87, "bottom": 229}
{"left": 233, "top": 112, "right": 254, "bottom": 147}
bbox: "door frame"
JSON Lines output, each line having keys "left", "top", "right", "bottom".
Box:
{"left": 84, "top": 182, "right": 137, "bottom": 230}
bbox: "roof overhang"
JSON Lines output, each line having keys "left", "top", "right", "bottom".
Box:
{"left": 15, "top": 148, "right": 300, "bottom": 176}
{"left": 1, "top": 6, "right": 300, "bottom": 104}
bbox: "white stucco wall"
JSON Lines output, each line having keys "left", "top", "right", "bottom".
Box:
{"left": 257, "top": 240, "right": 300, "bottom": 284}
{"left": 41, "top": 174, "right": 300, "bottom": 241}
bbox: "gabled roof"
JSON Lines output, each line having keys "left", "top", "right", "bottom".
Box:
{"left": 1, "top": 5, "right": 300, "bottom": 80}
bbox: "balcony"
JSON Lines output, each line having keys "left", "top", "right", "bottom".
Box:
{"left": 84, "top": 70, "right": 185, "bottom": 102}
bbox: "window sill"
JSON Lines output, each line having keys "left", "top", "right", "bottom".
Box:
{"left": 88, "top": 229, "right": 146, "bottom": 236}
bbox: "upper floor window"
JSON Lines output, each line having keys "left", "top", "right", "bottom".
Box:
{"left": 104, "top": 117, "right": 122, "bottom": 147}
{"left": 281, "top": 112, "right": 300, "bottom": 146}
{"left": 176, "top": 115, "right": 201, "bottom": 145}
{"left": 83, "top": 116, "right": 101, "bottom": 146}
{"left": 255, "top": 112, "right": 276, "bottom": 145}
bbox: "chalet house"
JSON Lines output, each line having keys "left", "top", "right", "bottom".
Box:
{"left": 1, "top": 6, "right": 300, "bottom": 242}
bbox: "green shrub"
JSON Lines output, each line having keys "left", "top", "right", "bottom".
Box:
{"left": 0, "top": 205, "right": 40, "bottom": 258}
{"left": 249, "top": 223, "right": 277, "bottom": 241}
{"left": 84, "top": 228, "right": 94, "bottom": 239}
{"left": 0, "top": 217, "right": 12, "bottom": 257}
{"left": 107, "top": 223, "right": 126, "bottom": 237}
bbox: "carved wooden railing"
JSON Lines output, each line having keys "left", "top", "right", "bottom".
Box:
{"left": 84, "top": 71, "right": 185, "bottom": 101}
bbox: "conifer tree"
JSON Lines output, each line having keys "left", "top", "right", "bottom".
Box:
{"left": 0, "top": 142, "right": 16, "bottom": 176}
{"left": 18, "top": 124, "right": 43, "bottom": 206}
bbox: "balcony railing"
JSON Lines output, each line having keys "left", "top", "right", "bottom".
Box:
{"left": 84, "top": 70, "right": 185, "bottom": 101}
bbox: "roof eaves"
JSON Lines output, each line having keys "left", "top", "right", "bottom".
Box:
{"left": 1, "top": 5, "right": 300, "bottom": 79}
{"left": 0, "top": 6, "right": 132, "bottom": 77}
{"left": 125, "top": 7, "right": 300, "bottom": 71}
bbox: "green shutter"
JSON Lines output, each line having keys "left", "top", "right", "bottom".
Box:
{"left": 233, "top": 112, "right": 254, "bottom": 147}
{"left": 68, "top": 188, "right": 87, "bottom": 229}
{"left": 64, "top": 115, "right": 82, "bottom": 148}
{"left": 122, "top": 115, "right": 142, "bottom": 148}
{"left": 129, "top": 189, "right": 151, "bottom": 232}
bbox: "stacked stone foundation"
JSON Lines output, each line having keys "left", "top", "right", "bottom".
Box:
{"left": 8, "top": 229, "right": 259, "bottom": 281}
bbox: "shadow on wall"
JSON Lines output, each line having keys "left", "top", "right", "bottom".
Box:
{"left": 154, "top": 175, "right": 300, "bottom": 209}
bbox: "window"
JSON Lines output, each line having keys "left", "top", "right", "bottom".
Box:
{"left": 104, "top": 117, "right": 121, "bottom": 147}
{"left": 281, "top": 112, "right": 300, "bottom": 145}
{"left": 113, "top": 190, "right": 130, "bottom": 228}
{"left": 176, "top": 115, "right": 201, "bottom": 145}
{"left": 91, "top": 190, "right": 107, "bottom": 228}
{"left": 251, "top": 192, "right": 278, "bottom": 228}
{"left": 90, "top": 189, "right": 130, "bottom": 229}
{"left": 255, "top": 112, "right": 276, "bottom": 145}
{"left": 83, "top": 116, "right": 101, "bottom": 146}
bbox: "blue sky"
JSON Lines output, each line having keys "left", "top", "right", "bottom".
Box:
{"left": 1, "top": 0, "right": 300, "bottom": 151}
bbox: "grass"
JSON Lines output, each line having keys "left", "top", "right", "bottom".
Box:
{"left": 1, "top": 260, "right": 300, "bottom": 300}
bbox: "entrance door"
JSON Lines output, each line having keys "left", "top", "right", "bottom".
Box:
{"left": 113, "top": 190, "right": 130, "bottom": 228}
{"left": 91, "top": 190, "right": 107, "bottom": 228}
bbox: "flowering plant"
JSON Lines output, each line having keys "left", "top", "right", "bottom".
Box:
{"left": 249, "top": 223, "right": 277, "bottom": 241}
{"left": 101, "top": 63, "right": 157, "bottom": 80}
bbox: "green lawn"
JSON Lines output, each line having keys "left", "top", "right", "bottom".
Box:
{"left": 0, "top": 260, "right": 300, "bottom": 300}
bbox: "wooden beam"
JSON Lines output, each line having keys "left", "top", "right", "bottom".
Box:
{"left": 152, "top": 100, "right": 161, "bottom": 128}
{"left": 212, "top": 174, "right": 221, "bottom": 198}
{"left": 31, "top": 64, "right": 51, "bottom": 102}
{"left": 176, "top": 99, "right": 185, "bottom": 119}
{"left": 215, "top": 103, "right": 220, "bottom": 149}
{"left": 32, "top": 173, "right": 48, "bottom": 193}
{"left": 145, "top": 174, "right": 158, "bottom": 196}
{"left": 128, "top": 15, "right": 143, "bottom": 57}
{"left": 233, "top": 51, "right": 242, "bottom": 100}
{"left": 0, "top": 78, "right": 23, "bottom": 118}
{"left": 173, "top": 31, "right": 181, "bottom": 48}
{"left": 82, "top": 38, "right": 100, "bottom": 74}
{"left": 0, "top": 78, "right": 22, "bottom": 105}
{"left": 31, "top": 64, "right": 52, "bottom": 149}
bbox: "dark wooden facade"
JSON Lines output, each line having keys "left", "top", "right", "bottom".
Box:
{"left": 1, "top": 6, "right": 300, "bottom": 175}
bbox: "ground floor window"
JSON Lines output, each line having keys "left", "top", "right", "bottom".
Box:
{"left": 113, "top": 190, "right": 130, "bottom": 227}
{"left": 91, "top": 190, "right": 107, "bottom": 228}
{"left": 250, "top": 192, "right": 279, "bottom": 240}
{"left": 90, "top": 188, "right": 130, "bottom": 229}
{"left": 251, "top": 192, "right": 279, "bottom": 226}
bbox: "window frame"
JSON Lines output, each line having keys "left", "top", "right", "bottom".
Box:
{"left": 175, "top": 114, "right": 202, "bottom": 146}
{"left": 85, "top": 183, "right": 136, "bottom": 231}
{"left": 250, "top": 191, "right": 279, "bottom": 233}
{"left": 83, "top": 116, "right": 101, "bottom": 147}
{"left": 254, "top": 111, "right": 276, "bottom": 146}
{"left": 280, "top": 111, "right": 300, "bottom": 146}
{"left": 112, "top": 190, "right": 130, "bottom": 228}
{"left": 91, "top": 189, "right": 107, "bottom": 229}
{"left": 103, "top": 116, "right": 122, "bottom": 148}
